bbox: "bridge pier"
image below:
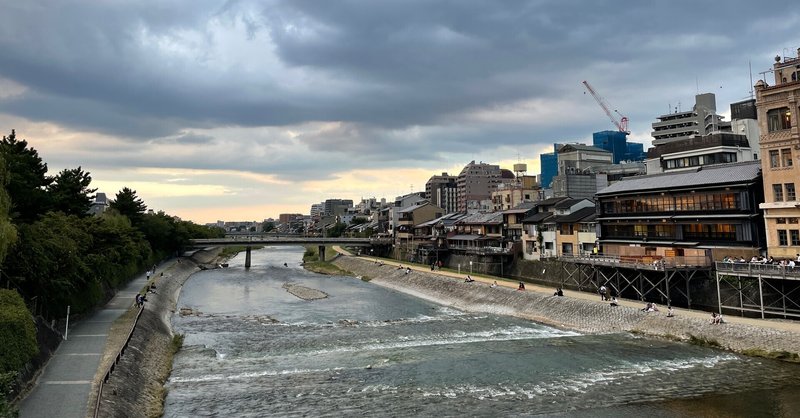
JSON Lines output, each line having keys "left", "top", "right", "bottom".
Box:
{"left": 318, "top": 245, "right": 326, "bottom": 262}
{"left": 245, "top": 246, "right": 252, "bottom": 268}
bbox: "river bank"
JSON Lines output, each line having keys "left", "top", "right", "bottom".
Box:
{"left": 91, "top": 249, "right": 224, "bottom": 418}
{"left": 333, "top": 255, "right": 800, "bottom": 360}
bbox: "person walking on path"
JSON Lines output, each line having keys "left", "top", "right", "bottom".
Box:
{"left": 599, "top": 285, "right": 607, "bottom": 301}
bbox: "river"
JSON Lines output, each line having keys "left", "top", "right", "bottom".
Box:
{"left": 164, "top": 247, "right": 800, "bottom": 417}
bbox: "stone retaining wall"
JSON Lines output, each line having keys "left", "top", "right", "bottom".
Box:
{"left": 335, "top": 256, "right": 800, "bottom": 357}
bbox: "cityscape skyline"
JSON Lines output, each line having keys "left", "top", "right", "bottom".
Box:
{"left": 0, "top": 1, "right": 796, "bottom": 223}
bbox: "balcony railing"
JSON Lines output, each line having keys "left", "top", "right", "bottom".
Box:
{"left": 560, "top": 253, "right": 712, "bottom": 269}
{"left": 715, "top": 261, "right": 800, "bottom": 279}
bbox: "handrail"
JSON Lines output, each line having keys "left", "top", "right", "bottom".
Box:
{"left": 715, "top": 261, "right": 800, "bottom": 278}
{"left": 92, "top": 303, "right": 144, "bottom": 418}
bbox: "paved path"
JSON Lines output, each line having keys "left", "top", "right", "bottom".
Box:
{"left": 332, "top": 247, "right": 800, "bottom": 334}
{"left": 18, "top": 267, "right": 159, "bottom": 418}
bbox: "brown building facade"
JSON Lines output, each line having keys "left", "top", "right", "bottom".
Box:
{"left": 755, "top": 50, "right": 800, "bottom": 259}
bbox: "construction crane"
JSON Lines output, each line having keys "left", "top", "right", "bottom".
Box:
{"left": 582, "top": 80, "right": 629, "bottom": 134}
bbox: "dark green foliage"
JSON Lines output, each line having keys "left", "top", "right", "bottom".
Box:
{"left": 0, "top": 130, "right": 53, "bottom": 223}
{"left": 0, "top": 371, "right": 17, "bottom": 417}
{"left": 326, "top": 222, "right": 347, "bottom": 237}
{"left": 0, "top": 289, "right": 38, "bottom": 373}
{"left": 262, "top": 222, "right": 275, "bottom": 232}
{"left": 109, "top": 187, "right": 147, "bottom": 226}
{"left": 48, "top": 166, "right": 96, "bottom": 217}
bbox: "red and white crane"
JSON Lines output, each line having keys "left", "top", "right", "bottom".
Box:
{"left": 582, "top": 80, "right": 629, "bottom": 134}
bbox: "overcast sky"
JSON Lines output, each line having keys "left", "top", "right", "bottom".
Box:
{"left": 0, "top": 0, "right": 796, "bottom": 223}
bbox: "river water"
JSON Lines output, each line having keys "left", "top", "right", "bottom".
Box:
{"left": 164, "top": 247, "right": 800, "bottom": 417}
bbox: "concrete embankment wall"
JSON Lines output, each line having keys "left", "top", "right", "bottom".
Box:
{"left": 334, "top": 256, "right": 800, "bottom": 357}
{"left": 95, "top": 249, "right": 222, "bottom": 418}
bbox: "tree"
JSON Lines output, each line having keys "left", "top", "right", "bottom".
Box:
{"left": 48, "top": 166, "right": 97, "bottom": 217}
{"left": 262, "top": 222, "right": 275, "bottom": 233}
{"left": 0, "top": 156, "right": 17, "bottom": 262}
{"left": 109, "top": 187, "right": 146, "bottom": 226}
{"left": 0, "top": 130, "right": 53, "bottom": 223}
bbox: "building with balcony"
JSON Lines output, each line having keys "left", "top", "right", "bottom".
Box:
{"left": 595, "top": 160, "right": 765, "bottom": 264}
{"left": 754, "top": 51, "right": 800, "bottom": 259}
{"left": 651, "top": 93, "right": 730, "bottom": 146}
{"left": 394, "top": 202, "right": 442, "bottom": 261}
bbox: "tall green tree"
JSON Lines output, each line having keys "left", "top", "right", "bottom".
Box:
{"left": 0, "top": 130, "right": 53, "bottom": 223}
{"left": 109, "top": 187, "right": 147, "bottom": 226}
{"left": 48, "top": 166, "right": 96, "bottom": 217}
{"left": 0, "top": 155, "right": 18, "bottom": 262}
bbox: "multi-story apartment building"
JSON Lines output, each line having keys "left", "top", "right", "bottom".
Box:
{"left": 491, "top": 175, "right": 538, "bottom": 211}
{"left": 550, "top": 144, "right": 614, "bottom": 200}
{"left": 425, "top": 173, "right": 458, "bottom": 213}
{"left": 456, "top": 161, "right": 503, "bottom": 212}
{"left": 651, "top": 93, "right": 730, "bottom": 146}
{"left": 754, "top": 50, "right": 800, "bottom": 258}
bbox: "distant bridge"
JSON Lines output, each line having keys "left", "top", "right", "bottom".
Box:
{"left": 187, "top": 237, "right": 393, "bottom": 268}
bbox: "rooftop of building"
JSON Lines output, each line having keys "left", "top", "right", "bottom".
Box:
{"left": 553, "top": 206, "right": 596, "bottom": 224}
{"left": 558, "top": 144, "right": 610, "bottom": 154}
{"left": 596, "top": 160, "right": 762, "bottom": 196}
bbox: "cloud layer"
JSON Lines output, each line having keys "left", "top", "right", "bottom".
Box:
{"left": 0, "top": 1, "right": 796, "bottom": 222}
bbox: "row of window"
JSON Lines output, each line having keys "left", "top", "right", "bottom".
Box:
{"left": 664, "top": 152, "right": 737, "bottom": 169}
{"left": 603, "top": 223, "right": 737, "bottom": 241}
{"left": 777, "top": 230, "right": 800, "bottom": 246}
{"left": 772, "top": 183, "right": 797, "bottom": 201}
{"left": 602, "top": 193, "right": 740, "bottom": 214}
{"left": 769, "top": 148, "right": 794, "bottom": 169}
{"left": 776, "top": 218, "right": 800, "bottom": 224}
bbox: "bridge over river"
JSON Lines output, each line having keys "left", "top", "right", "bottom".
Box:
{"left": 188, "top": 236, "right": 393, "bottom": 267}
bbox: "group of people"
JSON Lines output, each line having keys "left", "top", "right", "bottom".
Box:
{"left": 723, "top": 254, "right": 799, "bottom": 268}
{"left": 430, "top": 261, "right": 443, "bottom": 271}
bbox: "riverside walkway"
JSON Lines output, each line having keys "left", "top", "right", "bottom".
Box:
{"left": 17, "top": 266, "right": 163, "bottom": 418}
{"left": 332, "top": 247, "right": 800, "bottom": 335}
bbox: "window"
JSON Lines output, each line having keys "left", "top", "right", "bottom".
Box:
{"left": 778, "top": 230, "right": 788, "bottom": 246}
{"left": 789, "top": 218, "right": 799, "bottom": 224}
{"left": 774, "top": 184, "right": 784, "bottom": 201}
{"left": 561, "top": 243, "right": 573, "bottom": 254}
{"left": 792, "top": 230, "right": 800, "bottom": 246}
{"left": 777, "top": 218, "right": 787, "bottom": 224}
{"left": 787, "top": 183, "right": 797, "bottom": 201}
{"left": 770, "top": 150, "right": 780, "bottom": 168}
{"left": 767, "top": 107, "right": 792, "bottom": 131}
{"left": 782, "top": 149, "right": 794, "bottom": 167}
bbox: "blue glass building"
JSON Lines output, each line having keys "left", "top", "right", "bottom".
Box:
{"left": 593, "top": 130, "right": 646, "bottom": 163}
{"left": 539, "top": 144, "right": 560, "bottom": 189}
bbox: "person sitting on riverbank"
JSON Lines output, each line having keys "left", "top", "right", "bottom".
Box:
{"left": 405, "top": 267, "right": 411, "bottom": 274}
{"left": 609, "top": 297, "right": 619, "bottom": 307}
{"left": 491, "top": 281, "right": 498, "bottom": 288}
{"left": 553, "top": 287, "right": 564, "bottom": 297}
{"left": 517, "top": 282, "right": 525, "bottom": 291}
{"left": 465, "top": 275, "right": 474, "bottom": 283}
{"left": 641, "top": 302, "right": 653, "bottom": 312}
{"left": 667, "top": 306, "right": 674, "bottom": 317}
{"left": 711, "top": 312, "right": 721, "bottom": 324}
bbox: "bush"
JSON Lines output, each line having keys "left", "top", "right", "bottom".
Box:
{"left": 0, "top": 289, "right": 38, "bottom": 373}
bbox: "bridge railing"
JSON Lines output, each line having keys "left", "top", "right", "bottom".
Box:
{"left": 560, "top": 253, "right": 712, "bottom": 269}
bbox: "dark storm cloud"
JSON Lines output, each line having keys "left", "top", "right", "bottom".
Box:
{"left": 0, "top": 0, "right": 796, "bottom": 174}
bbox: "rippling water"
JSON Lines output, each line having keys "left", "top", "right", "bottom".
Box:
{"left": 164, "top": 247, "right": 800, "bottom": 417}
